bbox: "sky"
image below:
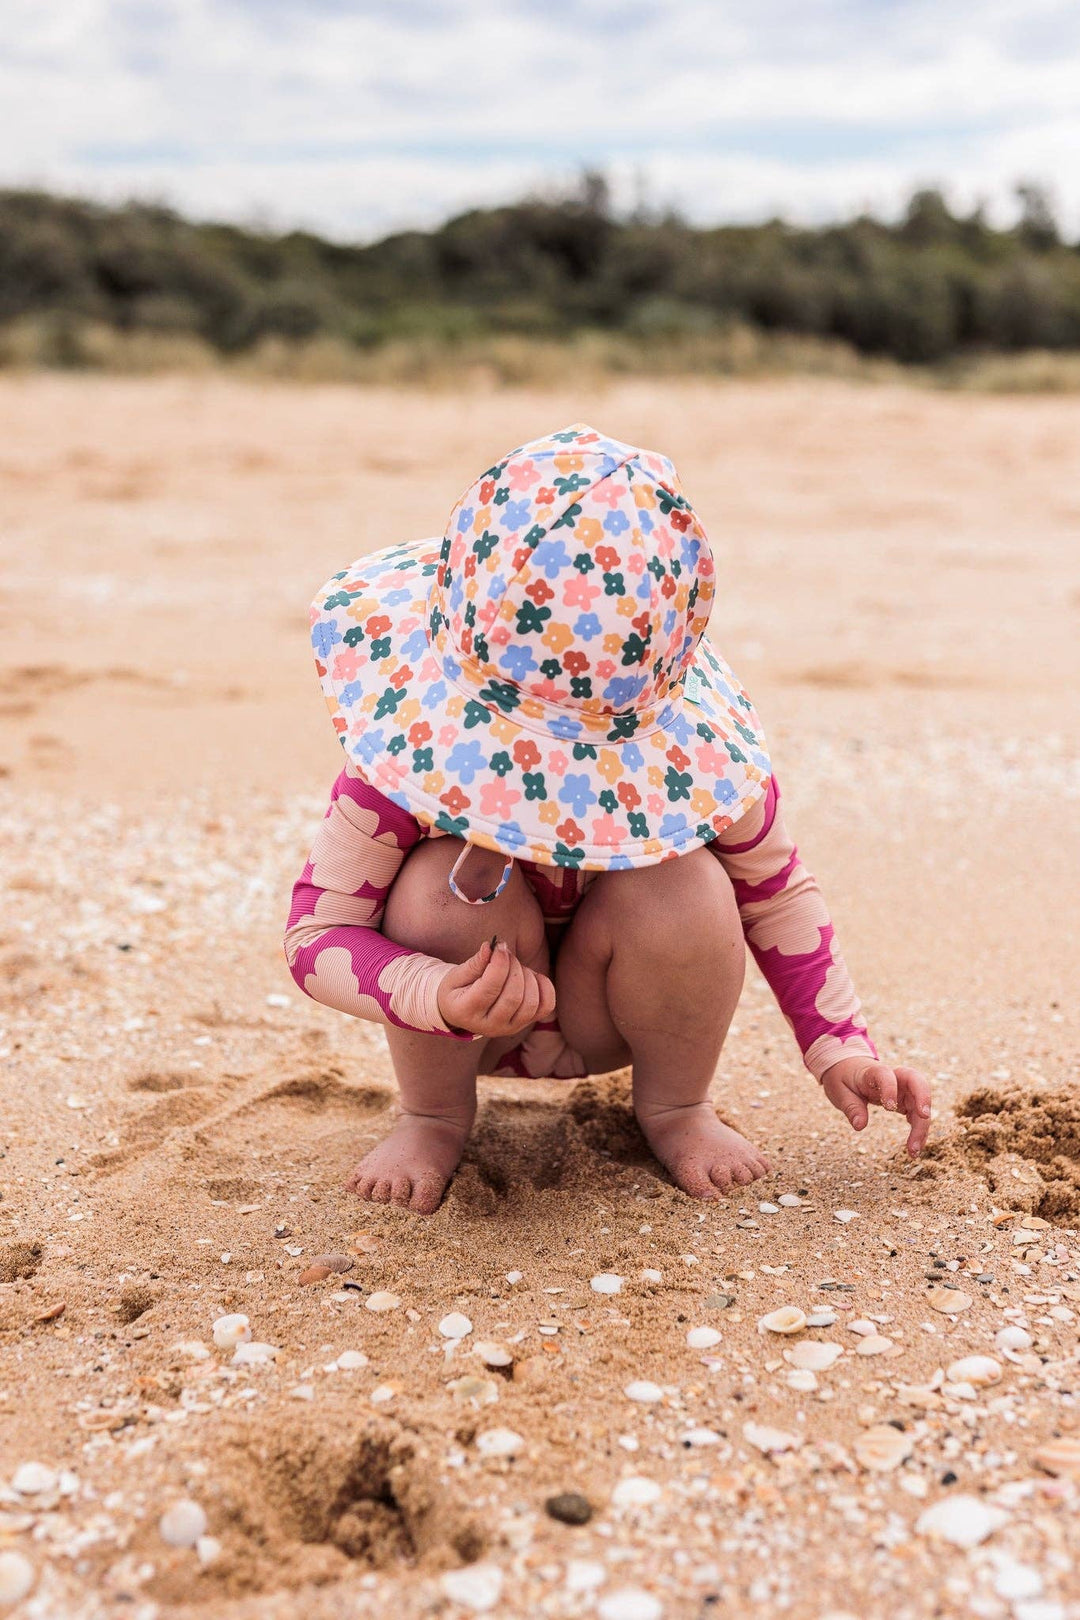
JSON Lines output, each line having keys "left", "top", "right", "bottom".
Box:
{"left": 4, "top": 0, "right": 1080, "bottom": 241}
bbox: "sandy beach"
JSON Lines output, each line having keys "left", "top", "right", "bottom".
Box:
{"left": 0, "top": 373, "right": 1078, "bottom": 1620}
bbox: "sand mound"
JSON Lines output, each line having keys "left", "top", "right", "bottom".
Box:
{"left": 925, "top": 1084, "right": 1080, "bottom": 1222}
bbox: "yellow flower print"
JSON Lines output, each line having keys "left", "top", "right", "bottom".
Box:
{"left": 541, "top": 621, "right": 574, "bottom": 655}
{"left": 538, "top": 800, "right": 561, "bottom": 826}
{"left": 615, "top": 595, "right": 636, "bottom": 619}
{"left": 490, "top": 715, "right": 516, "bottom": 745}
{"left": 576, "top": 516, "right": 602, "bottom": 547}
{"left": 424, "top": 771, "right": 445, "bottom": 796}
{"left": 446, "top": 694, "right": 465, "bottom": 717}
{"left": 596, "top": 749, "right": 622, "bottom": 784}
{"left": 647, "top": 765, "right": 664, "bottom": 789}
{"left": 691, "top": 787, "right": 715, "bottom": 819}
{"left": 602, "top": 632, "right": 624, "bottom": 657}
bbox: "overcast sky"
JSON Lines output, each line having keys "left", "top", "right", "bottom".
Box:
{"left": 5, "top": 0, "right": 1079, "bottom": 240}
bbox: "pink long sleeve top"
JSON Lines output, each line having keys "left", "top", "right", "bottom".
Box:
{"left": 284, "top": 764, "right": 878, "bottom": 1083}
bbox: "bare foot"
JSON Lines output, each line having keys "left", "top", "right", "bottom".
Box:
{"left": 344, "top": 1109, "right": 473, "bottom": 1214}
{"left": 636, "top": 1101, "right": 771, "bottom": 1200}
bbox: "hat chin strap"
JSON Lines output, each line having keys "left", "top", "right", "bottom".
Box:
{"left": 447, "top": 841, "right": 516, "bottom": 906}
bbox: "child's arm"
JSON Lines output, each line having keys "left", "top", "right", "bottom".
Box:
{"left": 714, "top": 776, "right": 931, "bottom": 1153}
{"left": 284, "top": 765, "right": 470, "bottom": 1038}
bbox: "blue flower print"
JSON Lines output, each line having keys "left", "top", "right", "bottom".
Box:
{"left": 383, "top": 587, "right": 412, "bottom": 607}
{"left": 501, "top": 499, "right": 532, "bottom": 531}
{"left": 558, "top": 773, "right": 597, "bottom": 817}
{"left": 603, "top": 508, "right": 630, "bottom": 536}
{"left": 500, "top": 643, "right": 538, "bottom": 682}
{"left": 573, "top": 612, "right": 602, "bottom": 641}
{"left": 421, "top": 679, "right": 448, "bottom": 710}
{"left": 603, "top": 673, "right": 647, "bottom": 707}
{"left": 338, "top": 680, "right": 363, "bottom": 709}
{"left": 713, "top": 777, "right": 737, "bottom": 805}
{"left": 549, "top": 713, "right": 583, "bottom": 741}
{"left": 532, "top": 538, "right": 572, "bottom": 579}
{"left": 311, "top": 621, "right": 341, "bottom": 659}
{"left": 607, "top": 853, "right": 634, "bottom": 870}
{"left": 457, "top": 505, "right": 474, "bottom": 533}
{"left": 665, "top": 710, "right": 695, "bottom": 746}
{"left": 621, "top": 741, "right": 644, "bottom": 771}
{"left": 401, "top": 627, "right": 429, "bottom": 661}
{"left": 445, "top": 739, "right": 488, "bottom": 784}
{"left": 441, "top": 651, "right": 462, "bottom": 681}
{"left": 658, "top": 812, "right": 693, "bottom": 843}
{"left": 497, "top": 820, "right": 528, "bottom": 850}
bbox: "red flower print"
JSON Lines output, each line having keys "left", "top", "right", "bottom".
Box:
{"left": 660, "top": 575, "right": 677, "bottom": 599}
{"left": 408, "top": 721, "right": 432, "bottom": 747}
{"left": 464, "top": 553, "right": 478, "bottom": 578}
{"left": 526, "top": 578, "right": 555, "bottom": 606}
{"left": 513, "top": 739, "right": 541, "bottom": 768}
{"left": 666, "top": 745, "right": 690, "bottom": 771}
{"left": 439, "top": 724, "right": 456, "bottom": 747}
{"left": 460, "top": 627, "right": 473, "bottom": 654}
{"left": 563, "top": 650, "right": 589, "bottom": 676}
{"left": 556, "top": 818, "right": 584, "bottom": 844}
{"left": 595, "top": 545, "right": 619, "bottom": 571}
{"left": 536, "top": 486, "right": 556, "bottom": 506}
{"left": 479, "top": 478, "right": 496, "bottom": 503}
{"left": 368, "top": 615, "right": 391, "bottom": 638}
{"left": 389, "top": 666, "right": 411, "bottom": 690}
{"left": 632, "top": 611, "right": 651, "bottom": 636}
{"left": 596, "top": 659, "right": 615, "bottom": 680}
{"left": 441, "top": 785, "right": 469, "bottom": 814}
{"left": 671, "top": 510, "right": 692, "bottom": 531}
{"left": 616, "top": 781, "right": 641, "bottom": 809}
{"left": 512, "top": 546, "right": 532, "bottom": 573}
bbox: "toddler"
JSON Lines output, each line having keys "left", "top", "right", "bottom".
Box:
{"left": 285, "top": 424, "right": 930, "bottom": 1212}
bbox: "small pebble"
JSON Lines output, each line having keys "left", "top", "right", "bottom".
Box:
{"left": 598, "top": 1591, "right": 663, "bottom": 1620}
{"left": 448, "top": 1375, "right": 500, "bottom": 1407}
{"left": 159, "top": 1499, "right": 207, "bottom": 1548}
{"left": 786, "top": 1368, "right": 818, "bottom": 1392}
{"left": 365, "top": 1291, "right": 401, "bottom": 1312}
{"left": 439, "top": 1311, "right": 473, "bottom": 1339}
{"left": 591, "top": 1273, "right": 623, "bottom": 1295}
{"left": 336, "top": 1350, "right": 368, "bottom": 1370}
{"left": 441, "top": 1563, "right": 504, "bottom": 1613}
{"left": 0, "top": 1552, "right": 35, "bottom": 1605}
{"left": 686, "top": 1326, "right": 722, "bottom": 1350}
{"left": 12, "top": 1463, "right": 57, "bottom": 1496}
{"left": 682, "top": 1426, "right": 722, "bottom": 1446}
{"left": 641, "top": 1268, "right": 662, "bottom": 1284}
{"left": 758, "top": 1307, "right": 806, "bottom": 1335}
{"left": 545, "top": 1491, "right": 593, "bottom": 1525}
{"left": 996, "top": 1324, "right": 1033, "bottom": 1352}
{"left": 915, "top": 1494, "right": 1006, "bottom": 1548}
{"left": 195, "top": 1536, "right": 222, "bottom": 1567}
{"left": 612, "top": 1476, "right": 662, "bottom": 1506}
{"left": 623, "top": 1380, "right": 664, "bottom": 1404}
{"left": 475, "top": 1427, "right": 524, "bottom": 1458}
{"left": 290, "top": 1384, "right": 314, "bottom": 1401}
{"left": 505, "top": 1271, "right": 523, "bottom": 1285}
{"left": 370, "top": 1383, "right": 396, "bottom": 1405}
{"left": 211, "top": 1313, "right": 250, "bottom": 1350}
{"left": 834, "top": 1209, "right": 858, "bottom": 1223}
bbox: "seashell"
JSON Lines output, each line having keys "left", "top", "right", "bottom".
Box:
{"left": 159, "top": 1499, "right": 207, "bottom": 1548}
{"left": 365, "top": 1291, "right": 401, "bottom": 1312}
{"left": 12, "top": 1463, "right": 57, "bottom": 1496}
{"left": 335, "top": 1350, "right": 368, "bottom": 1370}
{"left": 805, "top": 1310, "right": 837, "bottom": 1328}
{"left": 347, "top": 1232, "right": 384, "bottom": 1255}
{"left": 786, "top": 1368, "right": 818, "bottom": 1392}
{"left": 640, "top": 1268, "right": 662, "bottom": 1284}
{"left": 442, "top": 1564, "right": 504, "bottom": 1613}
{"left": 758, "top": 1202, "right": 780, "bottom": 1214}
{"left": 370, "top": 1383, "right": 396, "bottom": 1405}
{"left": 1033, "top": 1437, "right": 1080, "bottom": 1482}
{"left": 232, "top": 1341, "right": 278, "bottom": 1366}
{"left": 743, "top": 1421, "right": 801, "bottom": 1455}
{"left": 612, "top": 1476, "right": 662, "bottom": 1506}
{"left": 784, "top": 1340, "right": 843, "bottom": 1371}
{"left": 758, "top": 1307, "right": 807, "bottom": 1335}
{"left": 834, "top": 1209, "right": 858, "bottom": 1223}
{"left": 598, "top": 1592, "right": 663, "bottom": 1620}
{"left": 475, "top": 1427, "right": 524, "bottom": 1458}
{"left": 854, "top": 1424, "right": 914, "bottom": 1472}
{"left": 926, "top": 1287, "right": 972, "bottom": 1314}
{"left": 474, "top": 1340, "right": 513, "bottom": 1367}
{"left": 310, "top": 1253, "right": 353, "bottom": 1272}
{"left": 686, "top": 1326, "right": 722, "bottom": 1350}
{"left": 439, "top": 1312, "right": 473, "bottom": 1339}
{"left": 169, "top": 1340, "right": 210, "bottom": 1364}
{"left": 0, "top": 1552, "right": 35, "bottom": 1605}
{"left": 590, "top": 1273, "right": 623, "bottom": 1295}
{"left": 682, "top": 1426, "right": 722, "bottom": 1446}
{"left": 778, "top": 1193, "right": 803, "bottom": 1207}
{"left": 915, "top": 1494, "right": 1006, "bottom": 1548}
{"left": 299, "top": 1265, "right": 332, "bottom": 1286}
{"left": 211, "top": 1313, "right": 250, "bottom": 1350}
{"left": 995, "top": 1325, "right": 1032, "bottom": 1352}
{"left": 623, "top": 1380, "right": 664, "bottom": 1403}
{"left": 195, "top": 1536, "right": 221, "bottom": 1567}
{"left": 448, "top": 1375, "right": 500, "bottom": 1407}
{"left": 855, "top": 1335, "right": 894, "bottom": 1356}
{"left": 848, "top": 1319, "right": 879, "bottom": 1336}
{"left": 946, "top": 1355, "right": 1002, "bottom": 1387}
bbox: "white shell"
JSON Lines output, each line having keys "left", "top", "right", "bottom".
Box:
{"left": 915, "top": 1494, "right": 1006, "bottom": 1548}
{"left": 441, "top": 1563, "right": 505, "bottom": 1613}
{"left": 743, "top": 1421, "right": 801, "bottom": 1454}
{"left": 623, "top": 1380, "right": 664, "bottom": 1403}
{"left": 195, "top": 1536, "right": 222, "bottom": 1567}
{"left": 1033, "top": 1437, "right": 1080, "bottom": 1481}
{"left": 758, "top": 1307, "right": 807, "bottom": 1335}
{"left": 848, "top": 1319, "right": 879, "bottom": 1336}
{"left": 926, "top": 1287, "right": 972, "bottom": 1314}
{"left": 0, "top": 1552, "right": 35, "bottom": 1605}
{"left": 784, "top": 1340, "right": 843, "bottom": 1371}
{"left": 448, "top": 1375, "right": 500, "bottom": 1407}
{"left": 336, "top": 1350, "right": 369, "bottom": 1370}
{"left": 473, "top": 1340, "right": 513, "bottom": 1367}
{"left": 854, "top": 1424, "right": 914, "bottom": 1472}
{"left": 995, "top": 1325, "right": 1032, "bottom": 1352}
{"left": 11, "top": 1463, "right": 58, "bottom": 1496}
{"left": 786, "top": 1368, "right": 818, "bottom": 1392}
{"left": 590, "top": 1273, "right": 623, "bottom": 1295}
{"left": 855, "top": 1335, "right": 895, "bottom": 1356}
{"left": 475, "top": 1427, "right": 524, "bottom": 1458}
{"left": 159, "top": 1499, "right": 208, "bottom": 1548}
{"left": 365, "top": 1291, "right": 401, "bottom": 1312}
{"left": 682, "top": 1426, "right": 722, "bottom": 1446}
{"left": 598, "top": 1590, "right": 663, "bottom": 1620}
{"left": 438, "top": 1312, "right": 473, "bottom": 1339}
{"left": 211, "top": 1313, "right": 250, "bottom": 1350}
{"left": 946, "top": 1355, "right": 1002, "bottom": 1387}
{"left": 612, "top": 1475, "right": 662, "bottom": 1506}
{"left": 778, "top": 1193, "right": 803, "bottom": 1206}
{"left": 686, "top": 1326, "right": 722, "bottom": 1350}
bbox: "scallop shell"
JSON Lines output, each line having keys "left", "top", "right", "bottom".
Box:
{"left": 945, "top": 1355, "right": 1002, "bottom": 1387}
{"left": 854, "top": 1424, "right": 914, "bottom": 1472}
{"left": 784, "top": 1340, "right": 843, "bottom": 1371}
{"left": 926, "top": 1287, "right": 972, "bottom": 1314}
{"left": 365, "top": 1291, "right": 401, "bottom": 1312}
{"left": 855, "top": 1335, "right": 895, "bottom": 1356}
{"left": 1033, "top": 1437, "right": 1080, "bottom": 1481}
{"left": 686, "top": 1326, "right": 723, "bottom": 1350}
{"left": 438, "top": 1312, "right": 473, "bottom": 1339}
{"left": 758, "top": 1307, "right": 807, "bottom": 1335}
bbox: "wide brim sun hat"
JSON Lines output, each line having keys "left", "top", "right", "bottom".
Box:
{"left": 310, "top": 423, "right": 771, "bottom": 871}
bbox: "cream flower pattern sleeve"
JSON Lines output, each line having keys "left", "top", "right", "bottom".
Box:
{"left": 712, "top": 777, "right": 879, "bottom": 1080}
{"left": 284, "top": 764, "right": 469, "bottom": 1040}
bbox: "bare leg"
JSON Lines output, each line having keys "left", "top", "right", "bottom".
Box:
{"left": 344, "top": 838, "right": 548, "bottom": 1213}
{"left": 556, "top": 849, "right": 771, "bottom": 1199}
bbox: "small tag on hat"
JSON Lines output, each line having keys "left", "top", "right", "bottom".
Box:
{"left": 684, "top": 666, "right": 707, "bottom": 706}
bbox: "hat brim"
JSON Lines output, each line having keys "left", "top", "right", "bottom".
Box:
{"left": 311, "top": 538, "right": 771, "bottom": 870}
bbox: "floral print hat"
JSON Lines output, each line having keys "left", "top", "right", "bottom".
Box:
{"left": 310, "top": 423, "right": 771, "bottom": 871}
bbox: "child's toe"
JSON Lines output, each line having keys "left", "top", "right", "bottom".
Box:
{"left": 409, "top": 1173, "right": 447, "bottom": 1214}
{"left": 389, "top": 1176, "right": 413, "bottom": 1208}
{"left": 707, "top": 1162, "right": 733, "bottom": 1194}
{"left": 371, "top": 1178, "right": 393, "bottom": 1203}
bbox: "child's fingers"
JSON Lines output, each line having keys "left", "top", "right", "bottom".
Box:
{"left": 485, "top": 949, "right": 526, "bottom": 1024}
{"left": 896, "top": 1066, "right": 932, "bottom": 1156}
{"left": 514, "top": 970, "right": 542, "bottom": 1030}
{"left": 472, "top": 941, "right": 512, "bottom": 1008}
{"left": 441, "top": 939, "right": 493, "bottom": 992}
{"left": 824, "top": 1076, "right": 869, "bottom": 1132}
{"left": 865, "top": 1062, "right": 899, "bottom": 1112}
{"left": 534, "top": 971, "right": 556, "bottom": 1023}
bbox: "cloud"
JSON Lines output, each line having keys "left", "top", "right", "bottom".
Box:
{"left": 2, "top": 0, "right": 1078, "bottom": 236}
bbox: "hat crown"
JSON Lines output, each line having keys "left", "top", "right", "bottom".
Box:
{"left": 429, "top": 424, "right": 714, "bottom": 726}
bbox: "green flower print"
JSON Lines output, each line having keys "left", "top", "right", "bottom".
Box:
{"left": 523, "top": 771, "right": 547, "bottom": 800}
{"left": 515, "top": 600, "right": 551, "bottom": 635}
{"left": 664, "top": 766, "right": 693, "bottom": 801}
{"left": 373, "top": 686, "right": 406, "bottom": 720}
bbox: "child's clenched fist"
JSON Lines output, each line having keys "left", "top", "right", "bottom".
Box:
{"left": 437, "top": 938, "right": 556, "bottom": 1038}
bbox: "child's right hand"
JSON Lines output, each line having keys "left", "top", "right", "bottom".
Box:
{"left": 437, "top": 938, "right": 556, "bottom": 1038}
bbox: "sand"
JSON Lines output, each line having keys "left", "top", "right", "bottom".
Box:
{"left": 0, "top": 374, "right": 1077, "bottom": 1619}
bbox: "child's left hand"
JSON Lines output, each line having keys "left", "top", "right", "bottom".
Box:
{"left": 820, "top": 1056, "right": 932, "bottom": 1157}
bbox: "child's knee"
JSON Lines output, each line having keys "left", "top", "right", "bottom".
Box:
{"left": 383, "top": 839, "right": 544, "bottom": 964}
{"left": 592, "top": 848, "right": 739, "bottom": 948}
